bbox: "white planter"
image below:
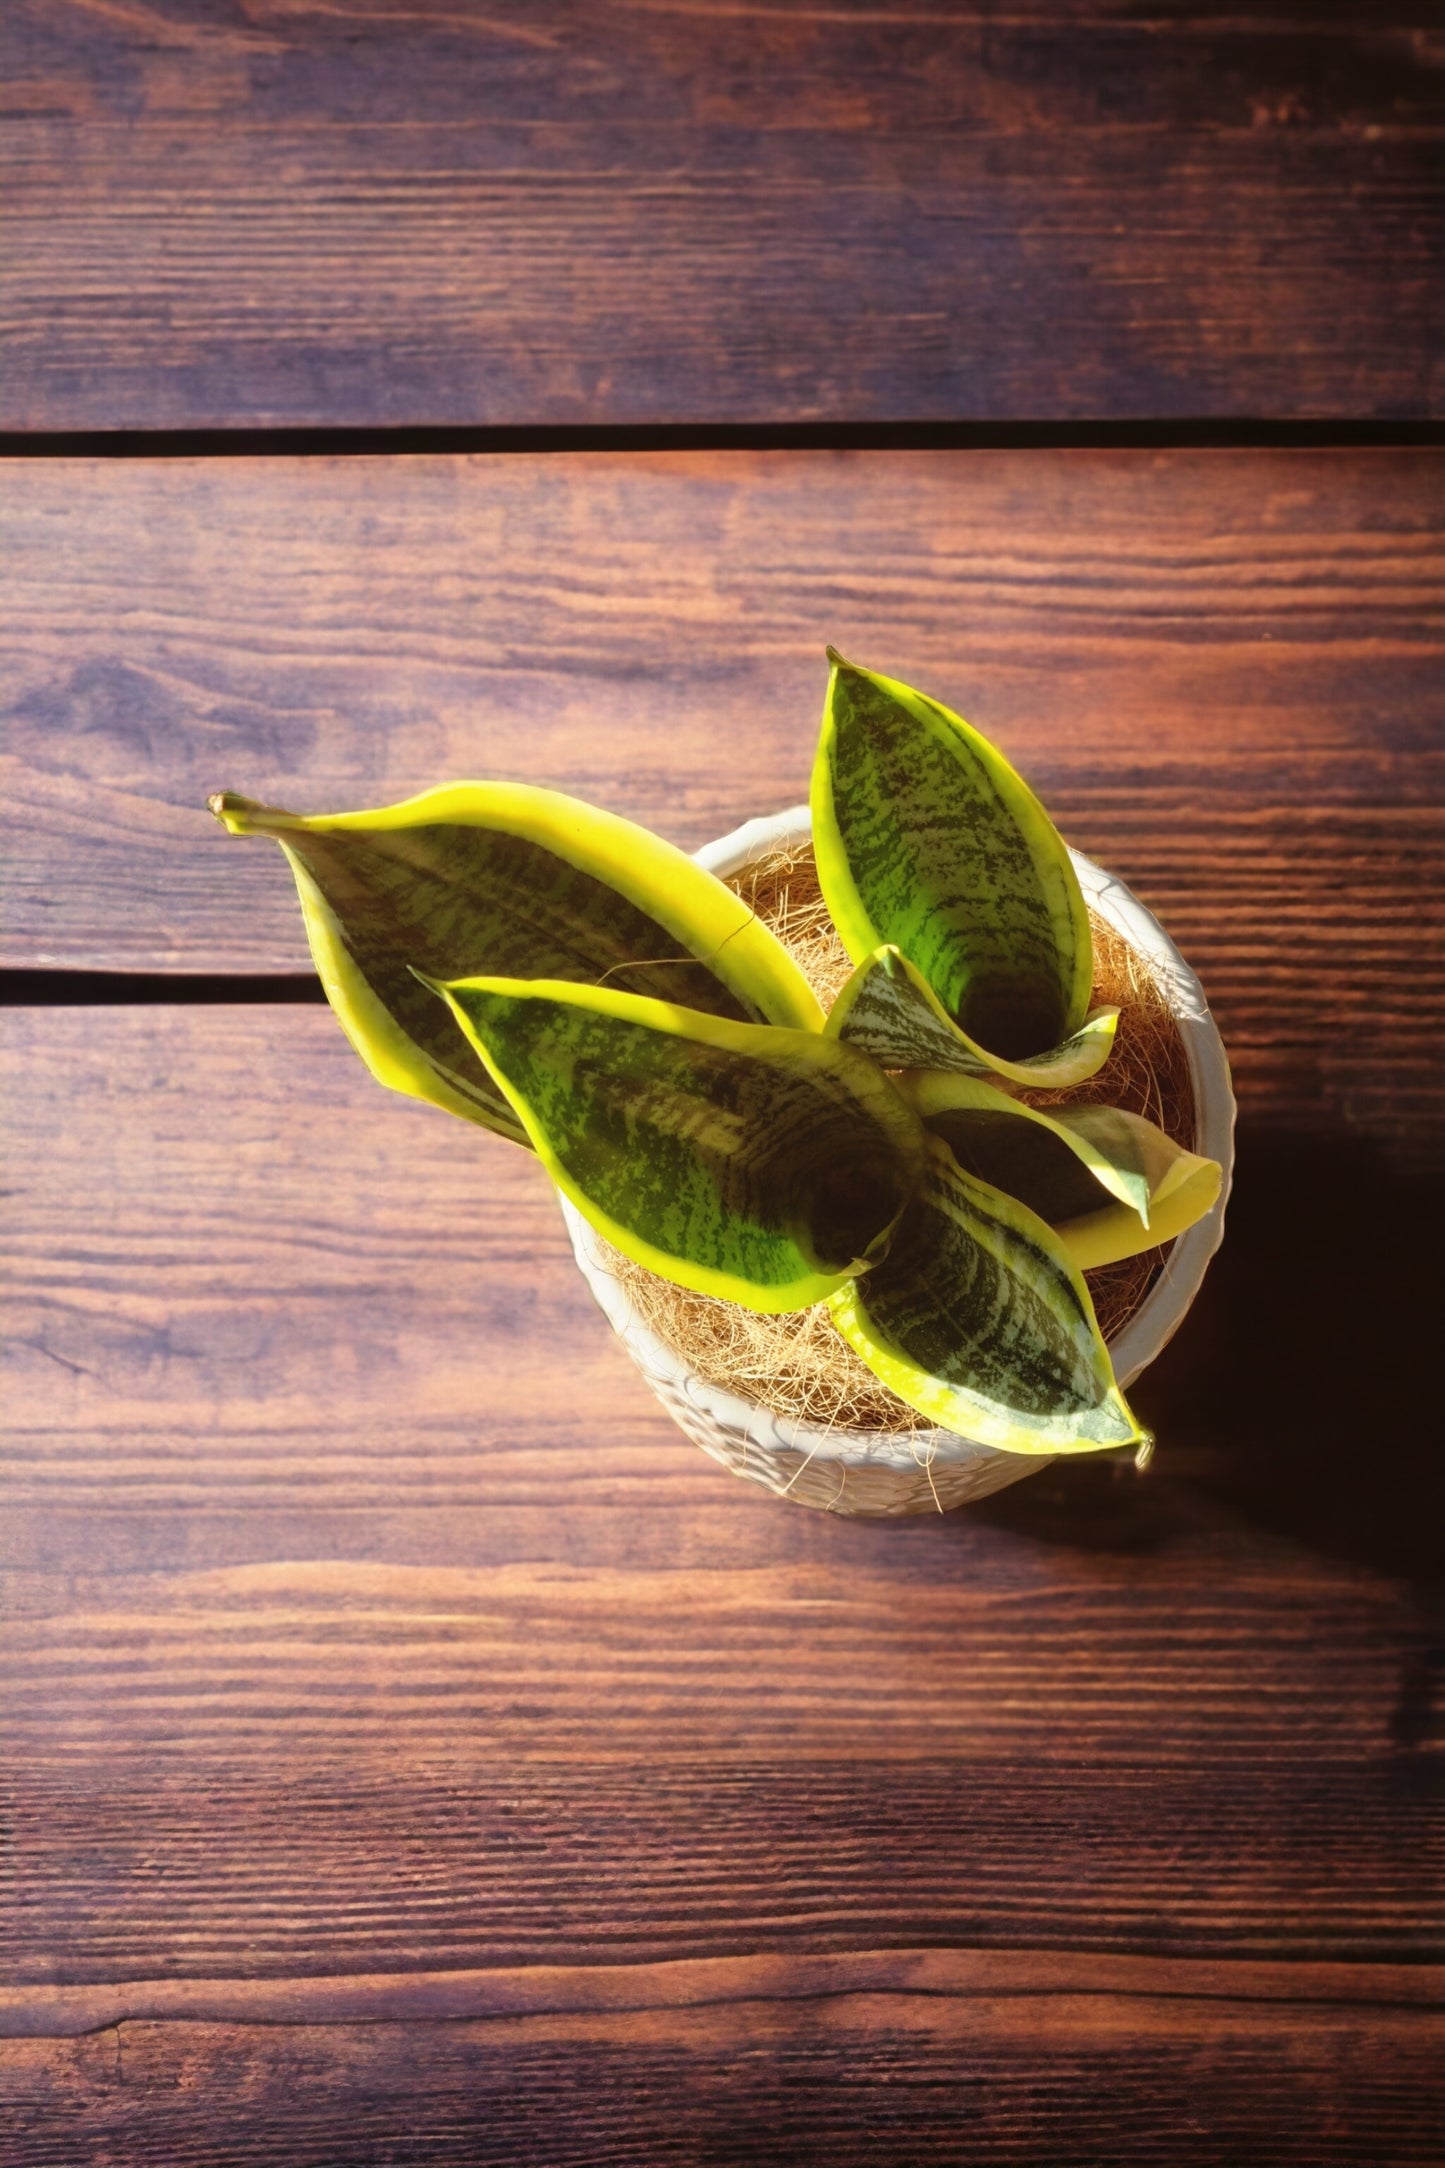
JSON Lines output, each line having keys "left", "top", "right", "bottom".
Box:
{"left": 561, "top": 808, "right": 1235, "bottom": 1517}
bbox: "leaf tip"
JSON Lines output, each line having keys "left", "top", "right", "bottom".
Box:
{"left": 207, "top": 793, "right": 302, "bottom": 838}
{"left": 208, "top": 790, "right": 253, "bottom": 833}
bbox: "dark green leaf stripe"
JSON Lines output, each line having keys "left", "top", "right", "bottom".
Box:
{"left": 811, "top": 653, "right": 1093, "bottom": 1061}
{"left": 827, "top": 945, "right": 1118, "bottom": 1089}
{"left": 210, "top": 784, "right": 820, "bottom": 1147}
{"left": 830, "top": 1140, "right": 1142, "bottom": 1454}
{"left": 431, "top": 977, "right": 928, "bottom": 1312}
{"left": 263, "top": 840, "right": 531, "bottom": 1146}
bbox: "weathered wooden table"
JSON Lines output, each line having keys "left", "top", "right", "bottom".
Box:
{"left": 2, "top": 10, "right": 1442, "bottom": 2164}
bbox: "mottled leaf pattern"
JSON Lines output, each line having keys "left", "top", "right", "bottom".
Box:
{"left": 811, "top": 653, "right": 1093, "bottom": 1060}
{"left": 830, "top": 1140, "right": 1144, "bottom": 1455}
{"left": 827, "top": 945, "right": 1118, "bottom": 1089}
{"left": 900, "top": 1073, "right": 1222, "bottom": 1267}
{"left": 431, "top": 976, "right": 928, "bottom": 1312}
{"left": 209, "top": 663, "right": 1209, "bottom": 1459}
{"left": 210, "top": 784, "right": 822, "bottom": 1145}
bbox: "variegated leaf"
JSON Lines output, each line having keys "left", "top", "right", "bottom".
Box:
{"left": 829, "top": 1139, "right": 1145, "bottom": 1456}
{"left": 428, "top": 975, "right": 928, "bottom": 1312}
{"left": 811, "top": 652, "right": 1094, "bottom": 1062}
{"left": 1034, "top": 1119, "right": 1221, "bottom": 1270}
{"left": 827, "top": 944, "right": 1118, "bottom": 1088}
{"left": 209, "top": 784, "right": 822, "bottom": 1146}
{"left": 900, "top": 1072, "right": 1222, "bottom": 1268}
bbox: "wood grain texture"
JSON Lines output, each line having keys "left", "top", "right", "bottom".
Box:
{"left": 3, "top": 1985, "right": 1443, "bottom": 2166}
{"left": 8, "top": 1949, "right": 1443, "bottom": 2038}
{"left": 3, "top": 1005, "right": 1440, "bottom": 2044}
{"left": 5, "top": 448, "right": 1444, "bottom": 2161}
{"left": 3, "top": 2, "right": 1442, "bottom": 428}
{"left": 4, "top": 448, "right": 1444, "bottom": 1163}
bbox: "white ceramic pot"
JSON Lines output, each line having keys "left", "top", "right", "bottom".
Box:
{"left": 561, "top": 807, "right": 1235, "bottom": 1516}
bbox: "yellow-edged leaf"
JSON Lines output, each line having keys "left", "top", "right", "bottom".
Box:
{"left": 899, "top": 1071, "right": 1222, "bottom": 1267}
{"left": 829, "top": 1138, "right": 1145, "bottom": 1456}
{"left": 209, "top": 783, "right": 822, "bottom": 1145}
{"left": 428, "top": 974, "right": 928, "bottom": 1312}
{"left": 1049, "top": 1142, "right": 1223, "bottom": 1270}
{"left": 811, "top": 652, "right": 1093, "bottom": 1061}
{"left": 826, "top": 944, "right": 1118, "bottom": 1088}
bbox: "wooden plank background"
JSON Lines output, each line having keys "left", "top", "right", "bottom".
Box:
{"left": 3, "top": 442, "right": 1444, "bottom": 2152}
{"left": 3, "top": 999, "right": 1442, "bottom": 2159}
{"left": 6, "top": 1981, "right": 1443, "bottom": 2164}
{"left": 3, "top": 0, "right": 1442, "bottom": 429}
{"left": 5, "top": 4, "right": 1445, "bottom": 2146}
{"left": 4, "top": 448, "right": 1443, "bottom": 1165}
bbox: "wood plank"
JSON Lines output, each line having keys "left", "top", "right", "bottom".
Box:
{"left": 6, "top": 1757, "right": 1440, "bottom": 1988}
{"left": 4, "top": 448, "right": 1443, "bottom": 1161}
{"left": 4, "top": 1982, "right": 1441, "bottom": 2165}
{"left": 2, "top": 2, "right": 1441, "bottom": 427}
{"left": 8, "top": 1950, "right": 1444, "bottom": 2038}
{"left": 3, "top": 1006, "right": 1440, "bottom": 2008}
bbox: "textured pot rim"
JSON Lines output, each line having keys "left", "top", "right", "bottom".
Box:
{"left": 562, "top": 806, "right": 1235, "bottom": 1465}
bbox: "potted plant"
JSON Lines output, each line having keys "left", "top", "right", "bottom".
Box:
{"left": 209, "top": 652, "right": 1232, "bottom": 1515}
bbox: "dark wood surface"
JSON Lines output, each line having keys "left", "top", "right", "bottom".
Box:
{"left": 4, "top": 6, "right": 1444, "bottom": 2139}
{"left": 3, "top": 446, "right": 1444, "bottom": 2161}
{"left": 5, "top": 449, "right": 1443, "bottom": 1166}
{"left": 3, "top": 1, "right": 1443, "bottom": 429}
{"left": 2, "top": 1003, "right": 1443, "bottom": 2162}
{"left": 6, "top": 1981, "right": 1443, "bottom": 2166}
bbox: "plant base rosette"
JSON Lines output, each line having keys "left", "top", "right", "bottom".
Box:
{"left": 561, "top": 809, "right": 1234, "bottom": 1516}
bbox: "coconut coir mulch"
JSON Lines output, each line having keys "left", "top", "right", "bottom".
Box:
{"left": 608, "top": 844, "right": 1194, "bottom": 1438}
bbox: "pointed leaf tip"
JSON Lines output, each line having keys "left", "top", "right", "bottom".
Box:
{"left": 830, "top": 1140, "right": 1143, "bottom": 1457}
{"left": 209, "top": 790, "right": 261, "bottom": 833}
{"left": 206, "top": 793, "right": 304, "bottom": 837}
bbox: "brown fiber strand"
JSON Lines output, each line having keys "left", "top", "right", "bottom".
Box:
{"left": 609, "top": 845, "right": 1193, "bottom": 1437}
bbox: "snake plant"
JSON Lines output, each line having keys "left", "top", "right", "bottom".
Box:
{"left": 210, "top": 652, "right": 1221, "bottom": 1458}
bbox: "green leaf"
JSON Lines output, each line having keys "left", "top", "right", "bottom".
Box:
{"left": 428, "top": 975, "right": 929, "bottom": 1312}
{"left": 826, "top": 944, "right": 1118, "bottom": 1088}
{"left": 209, "top": 783, "right": 822, "bottom": 1146}
{"left": 829, "top": 1139, "right": 1145, "bottom": 1456}
{"left": 900, "top": 1072, "right": 1223, "bottom": 1269}
{"left": 811, "top": 652, "right": 1094, "bottom": 1063}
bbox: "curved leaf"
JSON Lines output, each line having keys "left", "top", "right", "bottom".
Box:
{"left": 829, "top": 1139, "right": 1144, "bottom": 1456}
{"left": 428, "top": 975, "right": 928, "bottom": 1312}
{"left": 1044, "top": 1135, "right": 1223, "bottom": 1271}
{"left": 209, "top": 783, "right": 822, "bottom": 1145}
{"left": 900, "top": 1072, "right": 1222, "bottom": 1268}
{"left": 826, "top": 944, "right": 1118, "bottom": 1089}
{"left": 811, "top": 652, "right": 1093, "bottom": 1062}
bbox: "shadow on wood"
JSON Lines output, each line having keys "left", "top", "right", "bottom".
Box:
{"left": 973, "top": 1123, "right": 1445, "bottom": 1597}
